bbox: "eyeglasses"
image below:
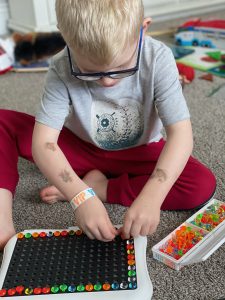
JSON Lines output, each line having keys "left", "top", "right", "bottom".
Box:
{"left": 67, "top": 28, "right": 143, "bottom": 81}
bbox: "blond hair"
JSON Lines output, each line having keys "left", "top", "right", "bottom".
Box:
{"left": 55, "top": 0, "right": 144, "bottom": 65}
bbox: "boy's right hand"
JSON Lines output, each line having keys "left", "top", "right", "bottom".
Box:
{"left": 74, "top": 196, "right": 117, "bottom": 242}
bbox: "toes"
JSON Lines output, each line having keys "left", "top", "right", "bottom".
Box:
{"left": 39, "top": 186, "right": 66, "bottom": 201}
{"left": 39, "top": 187, "right": 50, "bottom": 198}
{"left": 41, "top": 194, "right": 67, "bottom": 204}
{"left": 41, "top": 196, "right": 59, "bottom": 204}
{"left": 39, "top": 189, "right": 45, "bottom": 198}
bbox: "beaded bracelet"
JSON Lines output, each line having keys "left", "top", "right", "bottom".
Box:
{"left": 70, "top": 188, "right": 96, "bottom": 210}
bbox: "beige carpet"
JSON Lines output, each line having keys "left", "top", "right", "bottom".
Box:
{"left": 0, "top": 12, "right": 225, "bottom": 300}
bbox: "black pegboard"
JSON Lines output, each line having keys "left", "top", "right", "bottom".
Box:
{"left": 1, "top": 230, "right": 137, "bottom": 296}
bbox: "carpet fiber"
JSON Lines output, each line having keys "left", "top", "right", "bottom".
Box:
{"left": 0, "top": 29, "right": 225, "bottom": 300}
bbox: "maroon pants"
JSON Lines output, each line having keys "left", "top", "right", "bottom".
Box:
{"left": 0, "top": 109, "right": 216, "bottom": 210}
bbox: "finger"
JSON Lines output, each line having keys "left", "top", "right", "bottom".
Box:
{"left": 98, "top": 222, "right": 116, "bottom": 241}
{"left": 87, "top": 225, "right": 112, "bottom": 242}
{"left": 130, "top": 222, "right": 142, "bottom": 238}
{"left": 140, "top": 223, "right": 150, "bottom": 236}
{"left": 84, "top": 230, "right": 95, "bottom": 240}
{"left": 77, "top": 224, "right": 96, "bottom": 240}
{"left": 107, "top": 219, "right": 118, "bottom": 236}
{"left": 116, "top": 227, "right": 123, "bottom": 236}
{"left": 105, "top": 221, "right": 117, "bottom": 237}
{"left": 86, "top": 227, "right": 104, "bottom": 241}
{"left": 101, "top": 214, "right": 117, "bottom": 239}
{"left": 90, "top": 227, "right": 101, "bottom": 240}
{"left": 148, "top": 224, "right": 158, "bottom": 235}
{"left": 122, "top": 217, "right": 133, "bottom": 239}
{"left": 112, "top": 226, "right": 118, "bottom": 236}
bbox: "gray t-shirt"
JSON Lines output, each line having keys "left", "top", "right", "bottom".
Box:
{"left": 36, "top": 36, "right": 190, "bottom": 150}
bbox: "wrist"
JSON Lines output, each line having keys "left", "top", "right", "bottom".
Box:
{"left": 136, "top": 190, "right": 163, "bottom": 209}
{"left": 70, "top": 188, "right": 96, "bottom": 210}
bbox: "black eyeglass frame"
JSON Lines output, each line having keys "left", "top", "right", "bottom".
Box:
{"left": 67, "top": 27, "right": 143, "bottom": 81}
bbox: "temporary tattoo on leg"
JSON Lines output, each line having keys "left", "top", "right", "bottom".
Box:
{"left": 59, "top": 169, "right": 73, "bottom": 183}
{"left": 45, "top": 142, "right": 56, "bottom": 152}
{"left": 151, "top": 168, "right": 167, "bottom": 183}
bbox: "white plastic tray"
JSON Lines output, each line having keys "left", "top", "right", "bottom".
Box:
{"left": 152, "top": 199, "right": 225, "bottom": 270}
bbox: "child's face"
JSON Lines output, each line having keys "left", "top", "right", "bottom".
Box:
{"left": 72, "top": 39, "right": 139, "bottom": 88}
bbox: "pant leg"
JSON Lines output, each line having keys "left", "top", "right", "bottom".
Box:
{"left": 106, "top": 140, "right": 216, "bottom": 210}
{"left": 0, "top": 109, "right": 103, "bottom": 195}
{"left": 0, "top": 110, "right": 35, "bottom": 194}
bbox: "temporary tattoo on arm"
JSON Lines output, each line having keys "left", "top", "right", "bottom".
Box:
{"left": 151, "top": 168, "right": 167, "bottom": 183}
{"left": 59, "top": 169, "right": 73, "bottom": 183}
{"left": 45, "top": 142, "right": 57, "bottom": 152}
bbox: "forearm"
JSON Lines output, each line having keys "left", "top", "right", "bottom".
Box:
{"left": 32, "top": 142, "right": 88, "bottom": 201}
{"left": 138, "top": 119, "right": 193, "bottom": 207}
{"left": 32, "top": 122, "right": 88, "bottom": 201}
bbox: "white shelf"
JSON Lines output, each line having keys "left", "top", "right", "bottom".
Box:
{"left": 0, "top": 0, "right": 9, "bottom": 35}
{"left": 8, "top": 0, "right": 57, "bottom": 33}
{"left": 6, "top": 0, "right": 225, "bottom": 33}
{"left": 144, "top": 0, "right": 225, "bottom": 22}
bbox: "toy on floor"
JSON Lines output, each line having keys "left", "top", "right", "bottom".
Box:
{"left": 176, "top": 62, "right": 195, "bottom": 86}
{"left": 152, "top": 199, "right": 225, "bottom": 271}
{"left": 205, "top": 51, "right": 225, "bottom": 63}
{"left": 199, "top": 73, "right": 213, "bottom": 81}
{"left": 175, "top": 19, "right": 225, "bottom": 49}
{"left": 169, "top": 44, "right": 195, "bottom": 60}
{"left": 0, "top": 227, "right": 152, "bottom": 299}
{"left": 176, "top": 46, "right": 225, "bottom": 78}
{"left": 200, "top": 50, "right": 225, "bottom": 77}
{"left": 0, "top": 32, "right": 66, "bottom": 74}
{"left": 13, "top": 32, "right": 66, "bottom": 66}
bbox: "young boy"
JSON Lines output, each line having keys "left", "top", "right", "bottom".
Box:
{"left": 0, "top": 0, "right": 216, "bottom": 248}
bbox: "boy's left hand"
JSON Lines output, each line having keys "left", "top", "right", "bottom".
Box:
{"left": 120, "top": 197, "right": 161, "bottom": 239}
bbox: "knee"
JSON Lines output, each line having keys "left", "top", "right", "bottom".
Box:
{"left": 0, "top": 109, "right": 14, "bottom": 126}
{"left": 191, "top": 163, "right": 216, "bottom": 207}
{"left": 162, "top": 161, "right": 217, "bottom": 211}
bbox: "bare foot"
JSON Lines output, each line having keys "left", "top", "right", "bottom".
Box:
{"left": 83, "top": 169, "right": 108, "bottom": 202}
{"left": 40, "top": 185, "right": 66, "bottom": 204}
{"left": 40, "top": 169, "right": 108, "bottom": 204}
{"left": 0, "top": 189, "right": 16, "bottom": 250}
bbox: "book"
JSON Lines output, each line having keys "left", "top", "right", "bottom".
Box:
{"left": 11, "top": 60, "right": 49, "bottom": 73}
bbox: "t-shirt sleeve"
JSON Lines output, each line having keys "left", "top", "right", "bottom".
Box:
{"left": 35, "top": 60, "right": 70, "bottom": 130}
{"left": 154, "top": 44, "right": 190, "bottom": 126}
